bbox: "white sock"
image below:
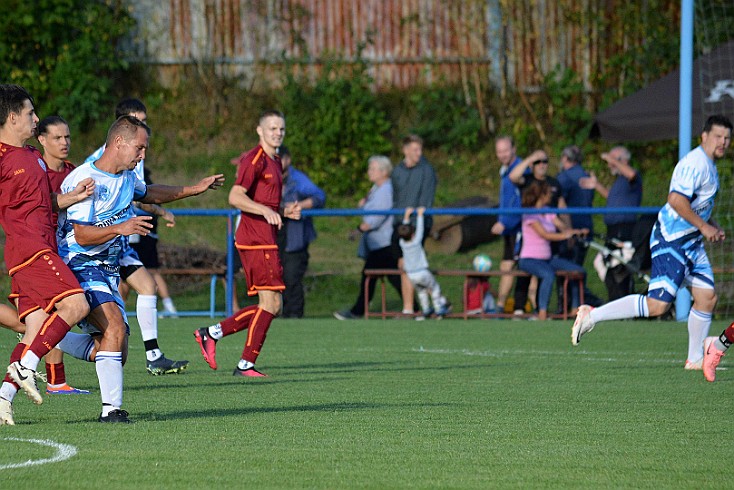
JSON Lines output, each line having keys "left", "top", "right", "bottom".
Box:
{"left": 0, "top": 382, "right": 18, "bottom": 402}
{"left": 19, "top": 351, "right": 41, "bottom": 371}
{"left": 687, "top": 309, "right": 712, "bottom": 363}
{"left": 136, "top": 294, "right": 158, "bottom": 342}
{"left": 95, "top": 351, "right": 123, "bottom": 415}
{"left": 237, "top": 359, "right": 255, "bottom": 370}
{"left": 162, "top": 297, "right": 177, "bottom": 313}
{"left": 590, "top": 294, "right": 649, "bottom": 323}
{"left": 209, "top": 323, "right": 223, "bottom": 340}
{"left": 146, "top": 349, "right": 162, "bottom": 362}
{"left": 57, "top": 332, "right": 95, "bottom": 362}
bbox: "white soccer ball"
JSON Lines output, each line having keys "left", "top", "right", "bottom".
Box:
{"left": 472, "top": 254, "right": 492, "bottom": 272}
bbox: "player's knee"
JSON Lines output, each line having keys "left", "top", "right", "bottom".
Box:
{"left": 58, "top": 294, "right": 90, "bottom": 324}
{"left": 647, "top": 300, "right": 671, "bottom": 317}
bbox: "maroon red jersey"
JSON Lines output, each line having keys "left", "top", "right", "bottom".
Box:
{"left": 46, "top": 160, "right": 75, "bottom": 193}
{"left": 234, "top": 145, "right": 283, "bottom": 248}
{"left": 0, "top": 143, "right": 56, "bottom": 274}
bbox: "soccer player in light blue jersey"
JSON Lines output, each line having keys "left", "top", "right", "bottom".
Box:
{"left": 60, "top": 115, "right": 224, "bottom": 422}
{"left": 86, "top": 98, "right": 185, "bottom": 375}
{"left": 572, "top": 115, "right": 732, "bottom": 370}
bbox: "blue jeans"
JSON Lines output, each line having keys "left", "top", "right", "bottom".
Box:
{"left": 518, "top": 257, "right": 586, "bottom": 312}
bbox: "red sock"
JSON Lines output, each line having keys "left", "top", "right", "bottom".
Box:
{"left": 46, "top": 362, "right": 66, "bottom": 386}
{"left": 220, "top": 305, "right": 259, "bottom": 336}
{"left": 241, "top": 308, "right": 275, "bottom": 363}
{"left": 28, "top": 313, "right": 72, "bottom": 360}
{"left": 3, "top": 343, "right": 26, "bottom": 387}
{"left": 723, "top": 322, "right": 734, "bottom": 345}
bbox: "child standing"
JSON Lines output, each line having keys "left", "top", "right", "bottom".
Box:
{"left": 398, "top": 207, "right": 451, "bottom": 319}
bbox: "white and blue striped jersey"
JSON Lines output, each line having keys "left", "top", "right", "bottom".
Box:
{"left": 57, "top": 161, "right": 147, "bottom": 274}
{"left": 655, "top": 146, "right": 719, "bottom": 243}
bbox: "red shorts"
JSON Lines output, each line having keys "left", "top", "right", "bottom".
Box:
{"left": 236, "top": 245, "right": 285, "bottom": 296}
{"left": 10, "top": 252, "right": 84, "bottom": 322}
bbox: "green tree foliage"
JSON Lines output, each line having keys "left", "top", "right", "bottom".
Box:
{"left": 0, "top": 0, "right": 134, "bottom": 130}
{"left": 408, "top": 85, "right": 484, "bottom": 152}
{"left": 279, "top": 58, "right": 392, "bottom": 198}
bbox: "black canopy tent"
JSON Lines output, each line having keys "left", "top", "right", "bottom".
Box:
{"left": 591, "top": 40, "right": 734, "bottom": 142}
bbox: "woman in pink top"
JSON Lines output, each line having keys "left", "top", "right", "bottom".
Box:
{"left": 518, "top": 181, "right": 588, "bottom": 320}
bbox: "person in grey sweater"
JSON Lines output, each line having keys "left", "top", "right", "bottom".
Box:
{"left": 391, "top": 134, "right": 437, "bottom": 315}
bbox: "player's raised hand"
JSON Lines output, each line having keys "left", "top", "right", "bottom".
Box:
{"left": 117, "top": 216, "right": 154, "bottom": 237}
{"left": 193, "top": 174, "right": 226, "bottom": 194}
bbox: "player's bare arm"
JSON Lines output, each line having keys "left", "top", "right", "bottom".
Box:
{"left": 668, "top": 192, "right": 724, "bottom": 242}
{"left": 73, "top": 216, "right": 153, "bottom": 246}
{"left": 141, "top": 174, "right": 225, "bottom": 204}
{"left": 229, "top": 184, "right": 283, "bottom": 228}
{"left": 53, "top": 177, "right": 96, "bottom": 211}
{"left": 136, "top": 202, "right": 176, "bottom": 227}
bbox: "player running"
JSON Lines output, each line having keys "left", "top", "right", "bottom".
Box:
{"left": 59, "top": 115, "right": 224, "bottom": 422}
{"left": 572, "top": 115, "right": 731, "bottom": 371}
{"left": 194, "top": 110, "right": 301, "bottom": 377}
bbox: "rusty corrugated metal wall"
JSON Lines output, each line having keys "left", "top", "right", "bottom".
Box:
{"left": 127, "top": 0, "right": 676, "bottom": 92}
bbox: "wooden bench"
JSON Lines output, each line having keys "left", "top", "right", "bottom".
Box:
{"left": 363, "top": 268, "right": 585, "bottom": 320}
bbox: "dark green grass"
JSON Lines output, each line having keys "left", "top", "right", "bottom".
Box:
{"left": 0, "top": 317, "right": 732, "bottom": 489}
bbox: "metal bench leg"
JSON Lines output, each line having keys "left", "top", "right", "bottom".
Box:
{"left": 210, "top": 274, "right": 218, "bottom": 318}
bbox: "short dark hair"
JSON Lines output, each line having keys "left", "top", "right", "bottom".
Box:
{"left": 105, "top": 115, "right": 151, "bottom": 146}
{"left": 259, "top": 110, "right": 285, "bottom": 125}
{"left": 561, "top": 145, "right": 583, "bottom": 165}
{"left": 522, "top": 180, "right": 549, "bottom": 207}
{"left": 278, "top": 145, "right": 290, "bottom": 157}
{"left": 402, "top": 134, "right": 423, "bottom": 147}
{"left": 703, "top": 114, "right": 733, "bottom": 133}
{"left": 115, "top": 98, "right": 147, "bottom": 119}
{"left": 37, "top": 115, "right": 68, "bottom": 136}
{"left": 495, "top": 135, "right": 515, "bottom": 148}
{"left": 0, "top": 84, "right": 34, "bottom": 127}
{"left": 397, "top": 223, "right": 415, "bottom": 240}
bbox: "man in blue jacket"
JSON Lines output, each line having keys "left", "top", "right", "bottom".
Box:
{"left": 276, "top": 146, "right": 326, "bottom": 318}
{"left": 491, "top": 136, "right": 530, "bottom": 313}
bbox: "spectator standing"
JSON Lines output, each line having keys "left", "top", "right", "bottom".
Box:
{"left": 491, "top": 136, "right": 531, "bottom": 313}
{"left": 391, "top": 135, "right": 437, "bottom": 316}
{"left": 580, "top": 146, "right": 643, "bottom": 300}
{"left": 557, "top": 145, "right": 602, "bottom": 308}
{"left": 334, "top": 156, "right": 402, "bottom": 320}
{"left": 276, "top": 146, "right": 326, "bottom": 318}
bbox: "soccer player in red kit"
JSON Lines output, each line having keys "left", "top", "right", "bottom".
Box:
{"left": 194, "top": 110, "right": 301, "bottom": 377}
{"left": 35, "top": 115, "right": 89, "bottom": 394}
{"left": 0, "top": 84, "right": 93, "bottom": 425}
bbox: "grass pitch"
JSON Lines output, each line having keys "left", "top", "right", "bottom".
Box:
{"left": 0, "top": 317, "right": 732, "bottom": 489}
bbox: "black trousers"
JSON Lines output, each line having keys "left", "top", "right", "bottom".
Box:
{"left": 351, "top": 246, "right": 402, "bottom": 316}
{"left": 281, "top": 249, "right": 310, "bottom": 318}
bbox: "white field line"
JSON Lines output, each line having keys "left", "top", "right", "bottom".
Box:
{"left": 412, "top": 346, "right": 728, "bottom": 369}
{"left": 0, "top": 437, "right": 77, "bottom": 470}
